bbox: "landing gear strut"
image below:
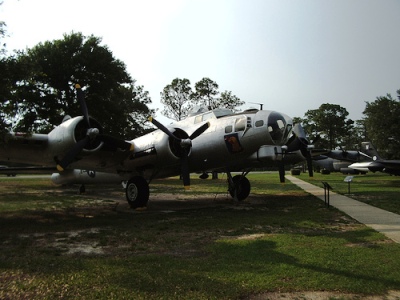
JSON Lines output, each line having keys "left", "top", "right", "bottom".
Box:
{"left": 227, "top": 172, "right": 251, "bottom": 201}
{"left": 126, "top": 176, "right": 149, "bottom": 209}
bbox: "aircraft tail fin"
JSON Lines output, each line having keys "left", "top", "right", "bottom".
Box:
{"left": 360, "top": 142, "right": 380, "bottom": 161}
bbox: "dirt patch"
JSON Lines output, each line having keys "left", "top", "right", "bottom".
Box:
{"left": 249, "top": 290, "right": 400, "bottom": 300}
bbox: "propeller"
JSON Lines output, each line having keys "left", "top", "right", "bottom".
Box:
{"left": 148, "top": 117, "right": 210, "bottom": 188}
{"left": 278, "top": 161, "right": 286, "bottom": 183}
{"left": 76, "top": 85, "right": 90, "bottom": 127}
{"left": 295, "top": 124, "right": 314, "bottom": 177}
{"left": 56, "top": 84, "right": 133, "bottom": 171}
{"left": 286, "top": 123, "right": 314, "bottom": 178}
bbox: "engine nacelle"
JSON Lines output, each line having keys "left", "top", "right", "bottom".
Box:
{"left": 47, "top": 116, "right": 104, "bottom": 158}
{"left": 249, "top": 145, "right": 286, "bottom": 162}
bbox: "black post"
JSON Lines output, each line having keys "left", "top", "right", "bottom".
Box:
{"left": 327, "top": 186, "right": 330, "bottom": 207}
{"left": 322, "top": 182, "right": 332, "bottom": 208}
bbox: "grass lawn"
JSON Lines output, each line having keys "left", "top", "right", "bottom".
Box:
{"left": 294, "top": 171, "right": 400, "bottom": 215}
{"left": 0, "top": 173, "right": 400, "bottom": 299}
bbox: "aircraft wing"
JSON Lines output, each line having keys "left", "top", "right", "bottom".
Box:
{"left": 1, "top": 130, "right": 132, "bottom": 174}
{"left": 0, "top": 165, "right": 56, "bottom": 175}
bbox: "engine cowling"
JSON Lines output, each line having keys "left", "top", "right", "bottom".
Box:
{"left": 168, "top": 128, "right": 191, "bottom": 158}
{"left": 47, "top": 116, "right": 104, "bottom": 157}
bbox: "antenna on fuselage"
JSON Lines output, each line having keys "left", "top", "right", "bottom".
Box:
{"left": 249, "top": 102, "right": 264, "bottom": 110}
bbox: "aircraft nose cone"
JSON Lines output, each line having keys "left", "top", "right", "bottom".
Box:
{"left": 267, "top": 112, "right": 292, "bottom": 144}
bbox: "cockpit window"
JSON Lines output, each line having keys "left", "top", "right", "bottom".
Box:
{"left": 225, "top": 125, "right": 233, "bottom": 133}
{"left": 235, "top": 116, "right": 246, "bottom": 132}
{"left": 255, "top": 120, "right": 264, "bottom": 127}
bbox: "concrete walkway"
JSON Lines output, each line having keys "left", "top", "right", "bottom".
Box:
{"left": 286, "top": 175, "right": 400, "bottom": 244}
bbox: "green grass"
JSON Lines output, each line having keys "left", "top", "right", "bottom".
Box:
{"left": 0, "top": 173, "right": 400, "bottom": 299}
{"left": 294, "top": 171, "right": 400, "bottom": 214}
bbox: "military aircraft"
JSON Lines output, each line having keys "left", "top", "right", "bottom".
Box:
{"left": 1, "top": 84, "right": 310, "bottom": 209}
{"left": 348, "top": 142, "right": 400, "bottom": 175}
{"left": 310, "top": 142, "right": 378, "bottom": 174}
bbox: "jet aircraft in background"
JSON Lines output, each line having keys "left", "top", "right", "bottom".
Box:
{"left": 349, "top": 143, "right": 400, "bottom": 176}
{"left": 0, "top": 85, "right": 311, "bottom": 208}
{"left": 307, "top": 142, "right": 378, "bottom": 174}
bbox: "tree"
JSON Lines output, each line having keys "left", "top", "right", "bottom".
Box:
{"left": 193, "top": 77, "right": 219, "bottom": 109}
{"left": 161, "top": 77, "right": 243, "bottom": 121}
{"left": 0, "top": 10, "right": 9, "bottom": 141}
{"left": 0, "top": 1, "right": 6, "bottom": 55}
{"left": 160, "top": 78, "right": 194, "bottom": 121}
{"left": 301, "top": 103, "right": 353, "bottom": 150}
{"left": 363, "top": 91, "right": 400, "bottom": 159}
{"left": 218, "top": 90, "right": 245, "bottom": 111}
{"left": 0, "top": 22, "right": 5, "bottom": 56}
{"left": 1, "top": 32, "right": 152, "bottom": 138}
{"left": 345, "top": 119, "right": 367, "bottom": 150}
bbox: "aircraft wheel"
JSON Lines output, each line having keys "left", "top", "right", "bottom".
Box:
{"left": 228, "top": 175, "right": 251, "bottom": 201}
{"left": 126, "top": 176, "right": 149, "bottom": 209}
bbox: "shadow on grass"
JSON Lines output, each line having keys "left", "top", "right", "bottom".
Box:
{"left": 1, "top": 177, "right": 400, "bottom": 298}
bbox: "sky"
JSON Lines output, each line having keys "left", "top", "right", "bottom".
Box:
{"left": 1, "top": 0, "right": 400, "bottom": 124}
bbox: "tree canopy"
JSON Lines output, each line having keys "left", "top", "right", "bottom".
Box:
{"left": 297, "top": 103, "right": 354, "bottom": 150}
{"left": 192, "top": 77, "right": 220, "bottom": 109}
{"left": 161, "top": 77, "right": 244, "bottom": 121}
{"left": 0, "top": 13, "right": 10, "bottom": 140}
{"left": 363, "top": 91, "right": 400, "bottom": 159}
{"left": 160, "top": 78, "right": 194, "bottom": 121}
{"left": 1, "top": 32, "right": 153, "bottom": 138}
{"left": 1, "top": 14, "right": 399, "bottom": 158}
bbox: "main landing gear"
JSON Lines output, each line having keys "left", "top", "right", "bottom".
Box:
{"left": 125, "top": 172, "right": 252, "bottom": 209}
{"left": 125, "top": 176, "right": 149, "bottom": 209}
{"left": 227, "top": 171, "right": 251, "bottom": 201}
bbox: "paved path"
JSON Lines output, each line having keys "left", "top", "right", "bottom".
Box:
{"left": 286, "top": 175, "right": 400, "bottom": 244}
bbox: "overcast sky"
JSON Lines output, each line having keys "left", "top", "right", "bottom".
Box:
{"left": 2, "top": 0, "right": 400, "bottom": 124}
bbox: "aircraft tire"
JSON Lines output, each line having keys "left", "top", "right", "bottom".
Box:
{"left": 126, "top": 176, "right": 149, "bottom": 209}
{"left": 228, "top": 175, "right": 251, "bottom": 201}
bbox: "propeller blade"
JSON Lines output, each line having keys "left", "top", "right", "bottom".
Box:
{"left": 189, "top": 122, "right": 210, "bottom": 140}
{"left": 75, "top": 84, "right": 90, "bottom": 128}
{"left": 286, "top": 136, "right": 301, "bottom": 152}
{"left": 148, "top": 116, "right": 179, "bottom": 141}
{"left": 287, "top": 124, "right": 314, "bottom": 177}
{"left": 181, "top": 152, "right": 190, "bottom": 189}
{"left": 57, "top": 84, "right": 134, "bottom": 171}
{"left": 57, "top": 136, "right": 89, "bottom": 171}
{"left": 278, "top": 162, "right": 285, "bottom": 183}
{"left": 148, "top": 118, "right": 210, "bottom": 189}
{"left": 286, "top": 124, "right": 307, "bottom": 152}
{"left": 293, "top": 123, "right": 307, "bottom": 139}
